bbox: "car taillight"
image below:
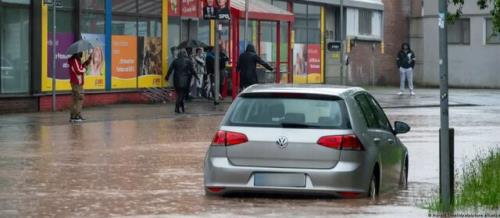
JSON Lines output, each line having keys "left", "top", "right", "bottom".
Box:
{"left": 317, "top": 135, "right": 364, "bottom": 150}
{"left": 211, "top": 130, "right": 248, "bottom": 146}
{"left": 317, "top": 135, "right": 343, "bottom": 149}
{"left": 341, "top": 135, "right": 364, "bottom": 150}
{"left": 212, "top": 130, "right": 226, "bottom": 146}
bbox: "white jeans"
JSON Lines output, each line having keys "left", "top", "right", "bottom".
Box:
{"left": 399, "top": 67, "right": 414, "bottom": 92}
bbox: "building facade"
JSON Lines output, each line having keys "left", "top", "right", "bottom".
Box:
{"left": 0, "top": 0, "right": 410, "bottom": 113}
{"left": 410, "top": 0, "right": 500, "bottom": 88}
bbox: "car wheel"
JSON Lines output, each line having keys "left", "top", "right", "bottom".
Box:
{"left": 399, "top": 157, "right": 408, "bottom": 190}
{"left": 368, "top": 174, "right": 378, "bottom": 199}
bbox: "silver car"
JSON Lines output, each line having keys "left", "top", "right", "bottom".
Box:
{"left": 204, "top": 84, "right": 410, "bottom": 198}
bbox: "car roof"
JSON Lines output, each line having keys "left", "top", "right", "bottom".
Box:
{"left": 241, "top": 84, "right": 365, "bottom": 98}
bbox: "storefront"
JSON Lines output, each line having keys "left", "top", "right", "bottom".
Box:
{"left": 0, "top": 0, "right": 386, "bottom": 113}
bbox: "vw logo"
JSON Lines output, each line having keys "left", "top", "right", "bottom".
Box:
{"left": 276, "top": 136, "right": 288, "bottom": 149}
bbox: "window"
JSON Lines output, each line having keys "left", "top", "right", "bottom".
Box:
{"left": 81, "top": 0, "right": 105, "bottom": 34}
{"left": 367, "top": 95, "right": 392, "bottom": 132}
{"left": 355, "top": 94, "right": 378, "bottom": 129}
{"left": 346, "top": 8, "right": 382, "bottom": 39}
{"left": 225, "top": 95, "right": 349, "bottom": 129}
{"left": 260, "top": 21, "right": 277, "bottom": 67}
{"left": 359, "top": 9, "right": 372, "bottom": 35}
{"left": 486, "top": 18, "right": 500, "bottom": 44}
{"left": 447, "top": 18, "right": 470, "bottom": 45}
{"left": 1, "top": 4, "right": 31, "bottom": 94}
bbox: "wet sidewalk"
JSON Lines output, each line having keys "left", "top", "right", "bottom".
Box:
{"left": 1, "top": 87, "right": 500, "bottom": 127}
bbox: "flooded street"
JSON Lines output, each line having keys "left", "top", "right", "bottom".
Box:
{"left": 1, "top": 89, "right": 500, "bottom": 217}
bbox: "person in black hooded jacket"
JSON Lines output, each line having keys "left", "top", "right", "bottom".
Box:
{"left": 237, "top": 44, "right": 273, "bottom": 90}
{"left": 166, "top": 50, "right": 198, "bottom": 113}
{"left": 396, "top": 43, "right": 416, "bottom": 96}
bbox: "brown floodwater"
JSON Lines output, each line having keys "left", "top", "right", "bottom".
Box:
{"left": 1, "top": 104, "right": 499, "bottom": 217}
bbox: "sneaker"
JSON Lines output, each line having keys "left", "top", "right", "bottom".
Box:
{"left": 397, "top": 91, "right": 403, "bottom": 96}
{"left": 76, "top": 116, "right": 86, "bottom": 121}
{"left": 70, "top": 118, "right": 83, "bottom": 122}
{"left": 410, "top": 91, "right": 416, "bottom": 96}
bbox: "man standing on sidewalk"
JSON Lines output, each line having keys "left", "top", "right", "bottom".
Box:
{"left": 397, "top": 43, "right": 416, "bottom": 96}
{"left": 68, "top": 52, "right": 91, "bottom": 122}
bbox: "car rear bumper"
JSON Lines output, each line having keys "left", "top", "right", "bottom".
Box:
{"left": 204, "top": 155, "right": 371, "bottom": 197}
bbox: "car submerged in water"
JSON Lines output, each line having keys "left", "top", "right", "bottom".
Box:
{"left": 204, "top": 84, "right": 410, "bottom": 198}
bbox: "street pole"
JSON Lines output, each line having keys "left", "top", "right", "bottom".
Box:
{"left": 339, "top": 0, "right": 344, "bottom": 85}
{"left": 214, "top": 21, "right": 220, "bottom": 105}
{"left": 52, "top": 1, "right": 57, "bottom": 112}
{"left": 438, "top": 0, "right": 452, "bottom": 212}
{"left": 243, "top": 0, "right": 249, "bottom": 49}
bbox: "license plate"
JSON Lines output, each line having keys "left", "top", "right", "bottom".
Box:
{"left": 254, "top": 173, "right": 306, "bottom": 187}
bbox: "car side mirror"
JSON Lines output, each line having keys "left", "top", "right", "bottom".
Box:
{"left": 394, "top": 121, "right": 410, "bottom": 135}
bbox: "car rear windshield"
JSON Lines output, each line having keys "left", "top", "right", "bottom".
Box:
{"left": 224, "top": 93, "right": 350, "bottom": 129}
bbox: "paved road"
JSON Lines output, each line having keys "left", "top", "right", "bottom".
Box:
{"left": 0, "top": 88, "right": 499, "bottom": 217}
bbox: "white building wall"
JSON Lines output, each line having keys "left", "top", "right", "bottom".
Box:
{"left": 416, "top": 0, "right": 500, "bottom": 88}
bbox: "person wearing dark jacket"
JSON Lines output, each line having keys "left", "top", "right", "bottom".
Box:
{"left": 166, "top": 50, "right": 198, "bottom": 113}
{"left": 205, "top": 46, "right": 229, "bottom": 100}
{"left": 396, "top": 43, "right": 416, "bottom": 96}
{"left": 237, "top": 44, "right": 273, "bottom": 90}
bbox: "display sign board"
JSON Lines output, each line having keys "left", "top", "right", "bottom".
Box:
{"left": 203, "top": 0, "right": 230, "bottom": 20}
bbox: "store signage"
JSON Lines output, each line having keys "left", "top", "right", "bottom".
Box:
{"left": 181, "top": 0, "right": 198, "bottom": 17}
{"left": 327, "top": 42, "right": 342, "bottom": 52}
{"left": 169, "top": 0, "right": 180, "bottom": 16}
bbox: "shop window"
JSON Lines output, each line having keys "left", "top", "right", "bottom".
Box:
{"left": 239, "top": 19, "right": 258, "bottom": 54}
{"left": 81, "top": 0, "right": 105, "bottom": 10}
{"left": 1, "top": 0, "right": 30, "bottom": 4}
{"left": 198, "top": 20, "right": 210, "bottom": 45}
{"left": 272, "top": 0, "right": 288, "bottom": 10}
{"left": 46, "top": 2, "right": 76, "bottom": 89}
{"left": 0, "top": 5, "right": 30, "bottom": 94}
{"left": 81, "top": 0, "right": 106, "bottom": 34}
{"left": 447, "top": 18, "right": 470, "bottom": 45}
{"left": 168, "top": 17, "right": 180, "bottom": 65}
{"left": 260, "top": 21, "right": 277, "bottom": 67}
{"left": 485, "top": 18, "right": 500, "bottom": 44}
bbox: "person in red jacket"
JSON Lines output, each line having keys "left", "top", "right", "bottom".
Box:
{"left": 68, "top": 52, "right": 91, "bottom": 122}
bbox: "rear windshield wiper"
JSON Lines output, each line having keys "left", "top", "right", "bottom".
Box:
{"left": 280, "top": 122, "right": 317, "bottom": 128}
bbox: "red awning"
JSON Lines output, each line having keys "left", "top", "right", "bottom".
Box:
{"left": 231, "top": 0, "right": 294, "bottom": 22}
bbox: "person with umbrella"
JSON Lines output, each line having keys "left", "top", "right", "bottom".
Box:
{"left": 166, "top": 50, "right": 198, "bottom": 114}
{"left": 66, "top": 40, "right": 93, "bottom": 122}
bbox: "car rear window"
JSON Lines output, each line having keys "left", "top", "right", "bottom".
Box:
{"left": 224, "top": 93, "right": 350, "bottom": 129}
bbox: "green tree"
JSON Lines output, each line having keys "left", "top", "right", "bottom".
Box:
{"left": 450, "top": 0, "right": 500, "bottom": 33}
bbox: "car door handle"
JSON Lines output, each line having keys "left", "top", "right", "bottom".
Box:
{"left": 373, "top": 138, "right": 381, "bottom": 143}
{"left": 387, "top": 138, "right": 395, "bottom": 144}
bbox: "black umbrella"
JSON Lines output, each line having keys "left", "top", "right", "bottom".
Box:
{"left": 177, "top": 39, "right": 208, "bottom": 49}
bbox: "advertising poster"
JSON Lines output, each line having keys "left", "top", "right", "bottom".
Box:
{"left": 293, "top": 43, "right": 307, "bottom": 84}
{"left": 111, "top": 35, "right": 137, "bottom": 89}
{"left": 169, "top": 0, "right": 180, "bottom": 16}
{"left": 307, "top": 44, "right": 322, "bottom": 83}
{"left": 181, "top": 0, "right": 198, "bottom": 17}
{"left": 217, "top": 0, "right": 230, "bottom": 20}
{"left": 43, "top": 32, "right": 75, "bottom": 91}
{"left": 81, "top": 33, "right": 106, "bottom": 90}
{"left": 138, "top": 36, "right": 163, "bottom": 88}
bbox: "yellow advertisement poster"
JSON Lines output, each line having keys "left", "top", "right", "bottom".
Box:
{"left": 138, "top": 36, "right": 163, "bottom": 88}
{"left": 82, "top": 33, "right": 106, "bottom": 90}
{"left": 111, "top": 35, "right": 138, "bottom": 89}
